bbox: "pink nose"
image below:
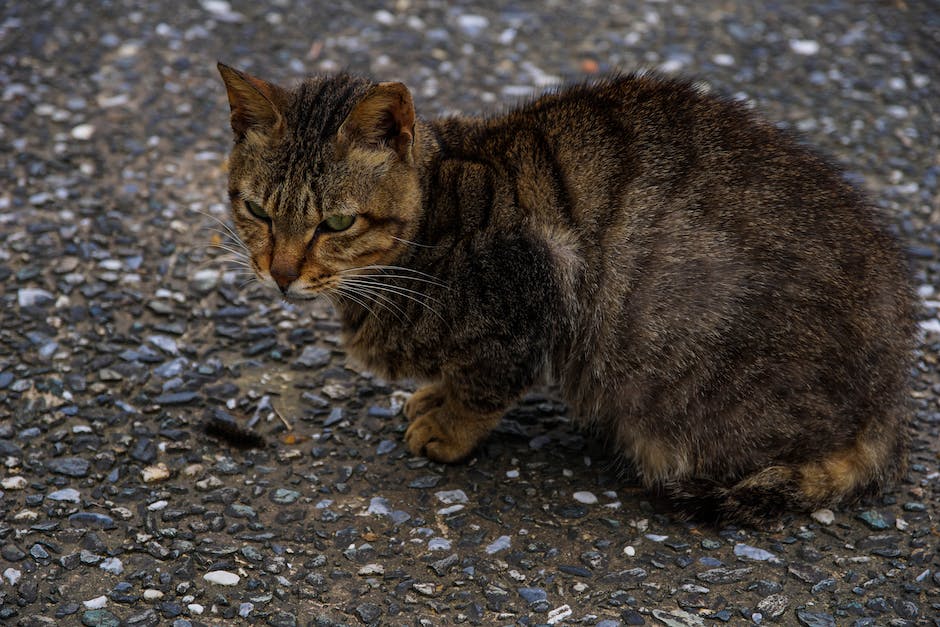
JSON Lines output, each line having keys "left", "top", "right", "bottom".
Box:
{"left": 270, "top": 263, "right": 299, "bottom": 293}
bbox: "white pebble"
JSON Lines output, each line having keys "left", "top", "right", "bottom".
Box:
{"left": 358, "top": 563, "right": 385, "bottom": 576}
{"left": 810, "top": 508, "right": 835, "bottom": 525}
{"left": 456, "top": 14, "right": 489, "bottom": 37}
{"left": 71, "top": 124, "right": 95, "bottom": 140}
{"left": 645, "top": 534, "right": 668, "bottom": 542}
{"left": 147, "top": 500, "right": 169, "bottom": 511}
{"left": 547, "top": 604, "right": 573, "bottom": 625}
{"left": 203, "top": 570, "right": 240, "bottom": 586}
{"left": 3, "top": 568, "right": 21, "bottom": 585}
{"left": 506, "top": 469, "right": 519, "bottom": 478}
{"left": 413, "top": 582, "right": 436, "bottom": 596}
{"left": 141, "top": 463, "right": 170, "bottom": 482}
{"left": 188, "top": 603, "right": 205, "bottom": 614}
{"left": 920, "top": 319, "right": 940, "bottom": 334}
{"left": 1, "top": 476, "right": 27, "bottom": 490}
{"left": 100, "top": 557, "right": 124, "bottom": 575}
{"left": 624, "top": 545, "right": 636, "bottom": 557}
{"left": 436, "top": 504, "right": 464, "bottom": 515}
{"left": 143, "top": 589, "right": 164, "bottom": 600}
{"left": 713, "top": 54, "right": 735, "bottom": 66}
{"left": 17, "top": 288, "right": 54, "bottom": 308}
{"left": 435, "top": 489, "right": 468, "bottom": 504}
{"left": 572, "top": 491, "right": 598, "bottom": 505}
{"left": 83, "top": 595, "right": 108, "bottom": 609}
{"left": 373, "top": 9, "right": 394, "bottom": 24}
{"left": 485, "top": 535, "right": 511, "bottom": 554}
{"left": 789, "top": 39, "right": 820, "bottom": 55}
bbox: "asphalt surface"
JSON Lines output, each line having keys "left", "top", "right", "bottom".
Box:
{"left": 0, "top": 1, "right": 938, "bottom": 625}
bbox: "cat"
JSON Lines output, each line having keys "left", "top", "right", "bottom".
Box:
{"left": 216, "top": 62, "right": 915, "bottom": 526}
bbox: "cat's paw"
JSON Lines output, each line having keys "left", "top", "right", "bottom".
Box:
{"left": 404, "top": 384, "right": 445, "bottom": 421}
{"left": 404, "top": 409, "right": 478, "bottom": 463}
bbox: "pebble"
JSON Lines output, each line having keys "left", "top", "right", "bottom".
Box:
{"left": 486, "top": 535, "right": 511, "bottom": 554}
{"left": 17, "top": 288, "right": 55, "bottom": 307}
{"left": 428, "top": 537, "right": 452, "bottom": 551}
{"left": 790, "top": 39, "right": 820, "bottom": 55}
{"left": 733, "top": 543, "right": 780, "bottom": 563}
{"left": 203, "top": 570, "right": 240, "bottom": 586}
{"left": 810, "top": 508, "right": 835, "bottom": 525}
{"left": 270, "top": 488, "right": 301, "bottom": 504}
{"left": 857, "top": 510, "right": 890, "bottom": 530}
{"left": 1, "top": 476, "right": 27, "bottom": 490}
{"left": 81, "top": 609, "right": 120, "bottom": 627}
{"left": 757, "top": 594, "right": 789, "bottom": 618}
{"left": 141, "top": 463, "right": 170, "bottom": 482}
{"left": 83, "top": 596, "right": 108, "bottom": 609}
{"left": 3, "top": 568, "right": 21, "bottom": 585}
{"left": 355, "top": 603, "right": 382, "bottom": 622}
{"left": 47, "top": 457, "right": 91, "bottom": 477}
{"left": 358, "top": 563, "right": 384, "bottom": 576}
{"left": 70, "top": 123, "right": 95, "bottom": 139}
{"left": 795, "top": 610, "right": 836, "bottom": 627}
{"left": 652, "top": 608, "right": 705, "bottom": 626}
{"left": 435, "top": 489, "right": 468, "bottom": 504}
{"left": 99, "top": 557, "right": 124, "bottom": 575}
{"left": 456, "top": 14, "right": 489, "bottom": 37}
{"left": 367, "top": 496, "right": 392, "bottom": 515}
{"left": 572, "top": 490, "right": 598, "bottom": 504}
{"left": 697, "top": 567, "right": 753, "bottom": 584}
{"left": 294, "top": 345, "right": 331, "bottom": 368}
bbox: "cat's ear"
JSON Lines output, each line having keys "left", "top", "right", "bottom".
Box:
{"left": 217, "top": 62, "right": 288, "bottom": 139}
{"left": 338, "top": 82, "right": 416, "bottom": 162}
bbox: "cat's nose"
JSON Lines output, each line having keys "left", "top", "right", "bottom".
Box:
{"left": 270, "top": 265, "right": 299, "bottom": 293}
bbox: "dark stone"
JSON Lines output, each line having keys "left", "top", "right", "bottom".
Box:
{"left": 696, "top": 567, "right": 753, "bottom": 584}
{"left": 81, "top": 609, "right": 121, "bottom": 627}
{"left": 558, "top": 564, "right": 592, "bottom": 577}
{"left": 68, "top": 512, "right": 117, "bottom": 530}
{"left": 1, "top": 544, "right": 26, "bottom": 561}
{"left": 409, "top": 475, "right": 441, "bottom": 489}
{"left": 153, "top": 391, "right": 200, "bottom": 405}
{"left": 47, "top": 457, "right": 91, "bottom": 477}
{"left": 430, "top": 553, "right": 459, "bottom": 576}
{"left": 354, "top": 603, "right": 382, "bottom": 623}
{"left": 795, "top": 609, "right": 836, "bottom": 627}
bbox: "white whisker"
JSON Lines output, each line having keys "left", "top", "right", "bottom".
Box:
{"left": 335, "top": 282, "right": 409, "bottom": 323}
{"left": 340, "top": 278, "right": 445, "bottom": 305}
{"left": 390, "top": 235, "right": 441, "bottom": 249}
{"left": 339, "top": 278, "right": 445, "bottom": 322}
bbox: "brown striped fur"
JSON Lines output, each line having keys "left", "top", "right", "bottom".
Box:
{"left": 217, "top": 63, "right": 915, "bottom": 526}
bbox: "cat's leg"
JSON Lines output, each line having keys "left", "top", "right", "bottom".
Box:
{"left": 404, "top": 381, "right": 503, "bottom": 463}
{"left": 403, "top": 382, "right": 446, "bottom": 420}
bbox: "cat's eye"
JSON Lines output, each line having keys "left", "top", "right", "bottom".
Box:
{"left": 320, "top": 214, "right": 356, "bottom": 232}
{"left": 245, "top": 200, "right": 269, "bottom": 220}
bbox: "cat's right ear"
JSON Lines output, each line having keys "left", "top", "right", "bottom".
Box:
{"left": 217, "top": 62, "right": 287, "bottom": 139}
{"left": 337, "top": 82, "right": 416, "bottom": 163}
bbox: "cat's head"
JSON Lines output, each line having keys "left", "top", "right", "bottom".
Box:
{"left": 217, "top": 63, "right": 422, "bottom": 298}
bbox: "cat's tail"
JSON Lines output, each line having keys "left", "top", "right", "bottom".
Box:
{"left": 666, "top": 416, "right": 909, "bottom": 527}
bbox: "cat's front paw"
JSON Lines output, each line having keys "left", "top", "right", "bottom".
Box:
{"left": 403, "top": 384, "right": 446, "bottom": 420}
{"left": 405, "top": 409, "right": 478, "bottom": 463}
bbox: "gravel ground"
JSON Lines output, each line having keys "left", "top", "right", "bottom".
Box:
{"left": 1, "top": 1, "right": 938, "bottom": 625}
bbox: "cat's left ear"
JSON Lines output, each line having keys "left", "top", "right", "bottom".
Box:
{"left": 338, "top": 82, "right": 416, "bottom": 163}
{"left": 217, "top": 62, "right": 288, "bottom": 139}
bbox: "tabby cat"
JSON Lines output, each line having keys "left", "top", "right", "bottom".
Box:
{"left": 216, "top": 62, "right": 914, "bottom": 525}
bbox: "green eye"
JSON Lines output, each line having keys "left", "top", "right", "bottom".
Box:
{"left": 321, "top": 214, "right": 356, "bottom": 232}
{"left": 245, "top": 200, "right": 269, "bottom": 220}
